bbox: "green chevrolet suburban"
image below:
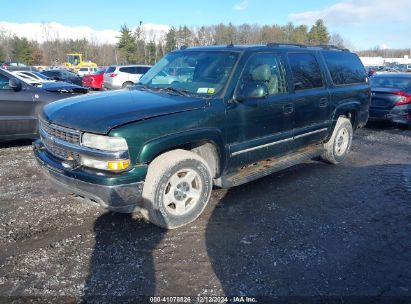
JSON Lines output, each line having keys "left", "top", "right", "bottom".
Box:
{"left": 33, "top": 44, "right": 370, "bottom": 229}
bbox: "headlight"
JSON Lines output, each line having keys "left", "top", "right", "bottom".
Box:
{"left": 80, "top": 157, "right": 130, "bottom": 171}
{"left": 82, "top": 133, "right": 128, "bottom": 151}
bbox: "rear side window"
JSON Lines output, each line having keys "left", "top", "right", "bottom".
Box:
{"left": 323, "top": 51, "right": 366, "bottom": 85}
{"left": 119, "top": 67, "right": 132, "bottom": 73}
{"left": 106, "top": 66, "right": 116, "bottom": 73}
{"left": 288, "top": 53, "right": 324, "bottom": 90}
{"left": 137, "top": 67, "right": 150, "bottom": 74}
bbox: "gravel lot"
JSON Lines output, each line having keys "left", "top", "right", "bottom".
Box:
{"left": 0, "top": 123, "right": 410, "bottom": 302}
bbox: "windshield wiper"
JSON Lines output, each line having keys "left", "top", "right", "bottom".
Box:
{"left": 158, "top": 86, "right": 190, "bottom": 97}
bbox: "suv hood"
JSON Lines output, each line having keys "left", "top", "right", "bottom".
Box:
{"left": 42, "top": 89, "right": 207, "bottom": 134}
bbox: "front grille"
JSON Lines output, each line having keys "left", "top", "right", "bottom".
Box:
{"left": 46, "top": 141, "right": 80, "bottom": 161}
{"left": 39, "top": 118, "right": 82, "bottom": 161}
{"left": 40, "top": 119, "right": 81, "bottom": 144}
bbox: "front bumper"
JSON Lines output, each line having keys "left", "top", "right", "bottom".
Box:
{"left": 33, "top": 140, "right": 145, "bottom": 213}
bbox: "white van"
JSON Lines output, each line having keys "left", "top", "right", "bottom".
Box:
{"left": 78, "top": 67, "right": 98, "bottom": 77}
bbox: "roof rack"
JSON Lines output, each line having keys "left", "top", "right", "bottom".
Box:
{"left": 267, "top": 42, "right": 350, "bottom": 52}
{"left": 267, "top": 43, "right": 307, "bottom": 48}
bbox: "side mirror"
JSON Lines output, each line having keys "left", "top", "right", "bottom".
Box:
{"left": 235, "top": 82, "right": 268, "bottom": 101}
{"left": 9, "top": 78, "right": 22, "bottom": 91}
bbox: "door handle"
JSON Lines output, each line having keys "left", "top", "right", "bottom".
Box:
{"left": 319, "top": 98, "right": 329, "bottom": 108}
{"left": 283, "top": 103, "right": 294, "bottom": 115}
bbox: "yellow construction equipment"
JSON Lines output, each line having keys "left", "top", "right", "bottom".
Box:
{"left": 64, "top": 53, "right": 97, "bottom": 71}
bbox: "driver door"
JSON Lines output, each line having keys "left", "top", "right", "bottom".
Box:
{"left": 0, "top": 73, "right": 37, "bottom": 139}
{"left": 225, "top": 52, "right": 294, "bottom": 169}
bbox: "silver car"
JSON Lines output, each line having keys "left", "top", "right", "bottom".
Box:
{"left": 103, "top": 65, "right": 151, "bottom": 90}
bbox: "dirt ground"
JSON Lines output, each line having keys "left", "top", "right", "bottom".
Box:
{"left": 0, "top": 122, "right": 410, "bottom": 303}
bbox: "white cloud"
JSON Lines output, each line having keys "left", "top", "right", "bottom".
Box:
{"left": 379, "top": 44, "right": 390, "bottom": 50}
{"left": 289, "top": 0, "right": 411, "bottom": 26}
{"left": 233, "top": 0, "right": 249, "bottom": 11}
{"left": 0, "top": 21, "right": 170, "bottom": 44}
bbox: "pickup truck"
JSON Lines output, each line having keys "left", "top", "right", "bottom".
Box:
{"left": 33, "top": 44, "right": 370, "bottom": 229}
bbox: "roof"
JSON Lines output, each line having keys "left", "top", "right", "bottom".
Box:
{"left": 175, "top": 43, "right": 350, "bottom": 53}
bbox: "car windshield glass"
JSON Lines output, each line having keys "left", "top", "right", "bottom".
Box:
{"left": 138, "top": 51, "right": 239, "bottom": 97}
{"left": 370, "top": 77, "right": 411, "bottom": 89}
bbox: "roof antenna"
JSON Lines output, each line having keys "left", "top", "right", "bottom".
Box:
{"left": 227, "top": 39, "right": 234, "bottom": 48}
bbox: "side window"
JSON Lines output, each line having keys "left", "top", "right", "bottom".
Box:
{"left": 0, "top": 74, "right": 10, "bottom": 90}
{"left": 288, "top": 53, "right": 324, "bottom": 90}
{"left": 119, "top": 67, "right": 132, "bottom": 73}
{"left": 323, "top": 51, "right": 366, "bottom": 85}
{"left": 237, "top": 53, "right": 288, "bottom": 97}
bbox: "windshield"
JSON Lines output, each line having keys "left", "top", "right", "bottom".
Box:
{"left": 370, "top": 77, "right": 411, "bottom": 89}
{"left": 67, "top": 55, "right": 80, "bottom": 65}
{"left": 138, "top": 51, "right": 239, "bottom": 97}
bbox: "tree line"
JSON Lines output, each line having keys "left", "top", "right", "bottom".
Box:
{"left": 1, "top": 19, "right": 346, "bottom": 67}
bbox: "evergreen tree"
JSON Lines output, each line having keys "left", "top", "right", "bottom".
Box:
{"left": 165, "top": 27, "right": 177, "bottom": 53}
{"left": 11, "top": 36, "right": 34, "bottom": 64}
{"left": 117, "top": 24, "right": 137, "bottom": 63}
{"left": 308, "top": 19, "right": 330, "bottom": 45}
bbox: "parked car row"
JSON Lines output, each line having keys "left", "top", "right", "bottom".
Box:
{"left": 3, "top": 42, "right": 411, "bottom": 229}
{"left": 367, "top": 63, "right": 411, "bottom": 76}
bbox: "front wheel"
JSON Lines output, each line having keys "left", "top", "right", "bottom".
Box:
{"left": 141, "top": 150, "right": 213, "bottom": 229}
{"left": 321, "top": 116, "right": 353, "bottom": 164}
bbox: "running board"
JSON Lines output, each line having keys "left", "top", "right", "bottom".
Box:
{"left": 214, "top": 146, "right": 325, "bottom": 188}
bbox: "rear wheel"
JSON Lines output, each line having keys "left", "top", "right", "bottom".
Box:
{"left": 321, "top": 116, "right": 353, "bottom": 164}
{"left": 141, "top": 149, "right": 213, "bottom": 229}
{"left": 122, "top": 81, "right": 134, "bottom": 88}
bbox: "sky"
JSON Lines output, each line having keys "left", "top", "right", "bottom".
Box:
{"left": 1, "top": 0, "right": 410, "bottom": 50}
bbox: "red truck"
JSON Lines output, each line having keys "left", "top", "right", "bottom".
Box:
{"left": 82, "top": 69, "right": 105, "bottom": 90}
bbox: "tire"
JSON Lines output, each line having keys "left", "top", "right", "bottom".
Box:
{"left": 321, "top": 116, "right": 353, "bottom": 164}
{"left": 122, "top": 81, "right": 134, "bottom": 88}
{"left": 141, "top": 149, "right": 213, "bottom": 229}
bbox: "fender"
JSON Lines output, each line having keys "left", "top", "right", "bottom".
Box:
{"left": 326, "top": 101, "right": 361, "bottom": 141}
{"left": 138, "top": 127, "right": 227, "bottom": 171}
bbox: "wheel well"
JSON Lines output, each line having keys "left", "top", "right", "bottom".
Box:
{"left": 122, "top": 81, "right": 134, "bottom": 87}
{"left": 190, "top": 141, "right": 220, "bottom": 178}
{"left": 339, "top": 110, "right": 357, "bottom": 127}
{"left": 147, "top": 141, "right": 221, "bottom": 178}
